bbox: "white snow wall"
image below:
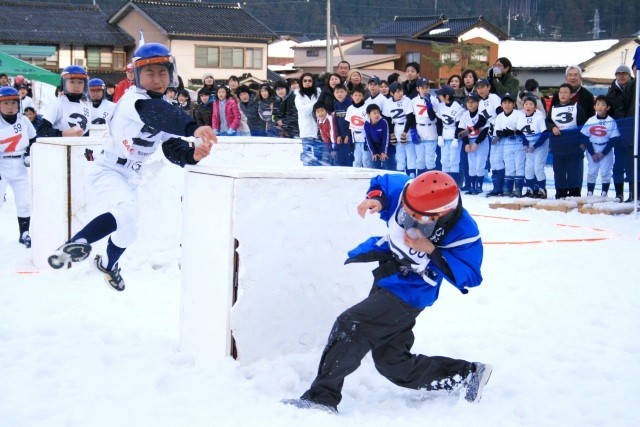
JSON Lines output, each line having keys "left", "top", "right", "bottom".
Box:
{"left": 180, "top": 166, "right": 388, "bottom": 364}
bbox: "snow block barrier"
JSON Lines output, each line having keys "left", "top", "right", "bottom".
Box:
{"left": 198, "top": 136, "right": 303, "bottom": 168}
{"left": 30, "top": 137, "right": 104, "bottom": 270}
{"left": 180, "top": 165, "right": 388, "bottom": 364}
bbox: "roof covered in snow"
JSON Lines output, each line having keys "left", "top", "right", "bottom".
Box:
{"left": 499, "top": 39, "right": 619, "bottom": 69}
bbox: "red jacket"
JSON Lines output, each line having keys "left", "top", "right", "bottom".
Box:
{"left": 211, "top": 98, "right": 241, "bottom": 131}
{"left": 113, "top": 78, "right": 135, "bottom": 103}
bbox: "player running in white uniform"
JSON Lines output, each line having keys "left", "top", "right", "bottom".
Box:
{"left": 47, "top": 43, "right": 216, "bottom": 291}
{"left": 0, "top": 87, "right": 37, "bottom": 248}
{"left": 37, "top": 65, "right": 91, "bottom": 138}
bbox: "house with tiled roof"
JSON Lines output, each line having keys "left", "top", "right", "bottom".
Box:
{"left": 0, "top": 1, "right": 135, "bottom": 81}
{"left": 365, "top": 15, "right": 508, "bottom": 83}
{"left": 109, "top": 0, "right": 278, "bottom": 84}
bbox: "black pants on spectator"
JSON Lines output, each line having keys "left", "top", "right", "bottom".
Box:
{"left": 553, "top": 152, "right": 584, "bottom": 197}
{"left": 300, "top": 285, "right": 472, "bottom": 409}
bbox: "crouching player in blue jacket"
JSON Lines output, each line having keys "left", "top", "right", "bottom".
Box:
{"left": 283, "top": 171, "right": 491, "bottom": 413}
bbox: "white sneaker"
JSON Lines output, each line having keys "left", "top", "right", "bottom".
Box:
{"left": 94, "top": 255, "right": 125, "bottom": 292}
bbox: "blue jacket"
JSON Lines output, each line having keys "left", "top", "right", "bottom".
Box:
{"left": 364, "top": 119, "right": 389, "bottom": 156}
{"left": 346, "top": 174, "right": 483, "bottom": 309}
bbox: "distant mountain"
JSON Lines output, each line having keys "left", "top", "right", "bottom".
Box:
{"left": 21, "top": 0, "right": 640, "bottom": 40}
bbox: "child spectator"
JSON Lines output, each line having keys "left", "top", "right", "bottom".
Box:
{"left": 345, "top": 87, "right": 369, "bottom": 167}
{"left": 314, "top": 102, "right": 337, "bottom": 165}
{"left": 411, "top": 77, "right": 439, "bottom": 174}
{"left": 288, "top": 78, "right": 300, "bottom": 92}
{"left": 332, "top": 84, "right": 353, "bottom": 166}
{"left": 364, "top": 103, "right": 391, "bottom": 170}
{"left": 364, "top": 76, "right": 386, "bottom": 109}
{"left": 476, "top": 79, "right": 504, "bottom": 196}
{"left": 517, "top": 79, "right": 546, "bottom": 115}
{"left": 457, "top": 93, "right": 490, "bottom": 194}
{"left": 201, "top": 72, "right": 216, "bottom": 94}
{"left": 580, "top": 96, "right": 620, "bottom": 197}
{"left": 383, "top": 81, "right": 415, "bottom": 176}
{"left": 88, "top": 78, "right": 115, "bottom": 125}
{"left": 516, "top": 95, "right": 549, "bottom": 198}
{"left": 18, "top": 84, "right": 35, "bottom": 114}
{"left": 193, "top": 88, "right": 213, "bottom": 127}
{"left": 257, "top": 83, "right": 277, "bottom": 137}
{"left": 435, "top": 85, "right": 464, "bottom": 183}
{"left": 0, "top": 87, "right": 37, "bottom": 248}
{"left": 237, "top": 85, "right": 263, "bottom": 136}
{"left": 177, "top": 89, "right": 193, "bottom": 116}
{"left": 546, "top": 83, "right": 588, "bottom": 198}
{"left": 379, "top": 80, "right": 390, "bottom": 98}
{"left": 493, "top": 93, "right": 524, "bottom": 197}
{"left": 165, "top": 87, "right": 178, "bottom": 106}
{"left": 273, "top": 80, "right": 299, "bottom": 138}
{"left": 228, "top": 75, "right": 240, "bottom": 98}
{"left": 212, "top": 85, "right": 241, "bottom": 136}
{"left": 37, "top": 65, "right": 91, "bottom": 138}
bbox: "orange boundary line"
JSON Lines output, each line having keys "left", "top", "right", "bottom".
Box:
{"left": 472, "top": 213, "right": 620, "bottom": 245}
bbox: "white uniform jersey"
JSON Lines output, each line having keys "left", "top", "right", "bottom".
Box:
{"left": 345, "top": 103, "right": 368, "bottom": 142}
{"left": 516, "top": 111, "right": 546, "bottom": 146}
{"left": 19, "top": 96, "right": 35, "bottom": 114}
{"left": 382, "top": 96, "right": 412, "bottom": 126}
{"left": 436, "top": 101, "right": 463, "bottom": 140}
{"left": 581, "top": 115, "right": 620, "bottom": 146}
{"left": 91, "top": 99, "right": 116, "bottom": 124}
{"left": 0, "top": 114, "right": 36, "bottom": 154}
{"left": 458, "top": 110, "right": 488, "bottom": 143}
{"left": 494, "top": 110, "right": 524, "bottom": 136}
{"left": 478, "top": 93, "right": 502, "bottom": 126}
{"left": 98, "top": 88, "right": 178, "bottom": 173}
{"left": 364, "top": 93, "right": 387, "bottom": 109}
{"left": 42, "top": 96, "right": 91, "bottom": 134}
{"left": 411, "top": 94, "right": 438, "bottom": 140}
{"left": 550, "top": 103, "right": 579, "bottom": 130}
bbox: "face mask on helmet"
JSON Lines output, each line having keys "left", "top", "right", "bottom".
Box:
{"left": 61, "top": 65, "right": 88, "bottom": 97}
{"left": 132, "top": 43, "right": 179, "bottom": 94}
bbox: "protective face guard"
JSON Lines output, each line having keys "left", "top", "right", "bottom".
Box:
{"left": 397, "top": 206, "right": 437, "bottom": 238}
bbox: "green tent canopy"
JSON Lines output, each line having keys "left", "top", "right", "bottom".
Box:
{"left": 0, "top": 52, "right": 59, "bottom": 86}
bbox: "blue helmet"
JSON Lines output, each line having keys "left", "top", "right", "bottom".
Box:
{"left": 0, "top": 86, "right": 20, "bottom": 101}
{"left": 132, "top": 43, "right": 179, "bottom": 91}
{"left": 60, "top": 65, "right": 88, "bottom": 96}
{"left": 88, "top": 78, "right": 105, "bottom": 89}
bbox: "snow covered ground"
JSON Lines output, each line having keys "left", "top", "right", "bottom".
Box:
{"left": 1, "top": 165, "right": 639, "bottom": 427}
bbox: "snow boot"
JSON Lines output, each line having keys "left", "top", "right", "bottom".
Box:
{"left": 513, "top": 176, "right": 524, "bottom": 198}
{"left": 503, "top": 176, "right": 514, "bottom": 197}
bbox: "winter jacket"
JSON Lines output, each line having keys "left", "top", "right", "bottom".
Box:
{"left": 212, "top": 97, "right": 241, "bottom": 131}
{"left": 345, "top": 173, "right": 483, "bottom": 309}
{"left": 193, "top": 101, "right": 213, "bottom": 127}
{"left": 490, "top": 71, "right": 519, "bottom": 98}
{"left": 295, "top": 88, "right": 321, "bottom": 139}
{"left": 274, "top": 91, "right": 299, "bottom": 137}
{"left": 318, "top": 86, "right": 337, "bottom": 113}
{"left": 239, "top": 95, "right": 263, "bottom": 133}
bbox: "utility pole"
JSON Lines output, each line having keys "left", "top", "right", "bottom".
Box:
{"left": 326, "top": 0, "right": 332, "bottom": 73}
{"left": 507, "top": 8, "right": 511, "bottom": 38}
{"left": 591, "top": 9, "right": 601, "bottom": 40}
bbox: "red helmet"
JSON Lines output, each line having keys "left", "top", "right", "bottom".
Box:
{"left": 402, "top": 171, "right": 459, "bottom": 220}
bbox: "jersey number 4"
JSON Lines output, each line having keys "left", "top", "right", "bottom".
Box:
{"left": 0, "top": 134, "right": 22, "bottom": 153}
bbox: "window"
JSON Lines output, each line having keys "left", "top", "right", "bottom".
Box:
{"left": 441, "top": 52, "right": 459, "bottom": 61}
{"left": 195, "top": 46, "right": 220, "bottom": 68}
{"left": 245, "top": 48, "right": 262, "bottom": 69}
{"left": 99, "top": 48, "right": 113, "bottom": 68}
{"left": 406, "top": 52, "right": 420, "bottom": 63}
{"left": 87, "top": 47, "right": 100, "bottom": 68}
{"left": 113, "top": 51, "right": 125, "bottom": 70}
{"left": 471, "top": 47, "right": 488, "bottom": 63}
{"left": 386, "top": 45, "right": 396, "bottom": 54}
{"left": 195, "top": 45, "right": 264, "bottom": 69}
{"left": 306, "top": 50, "right": 319, "bottom": 57}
